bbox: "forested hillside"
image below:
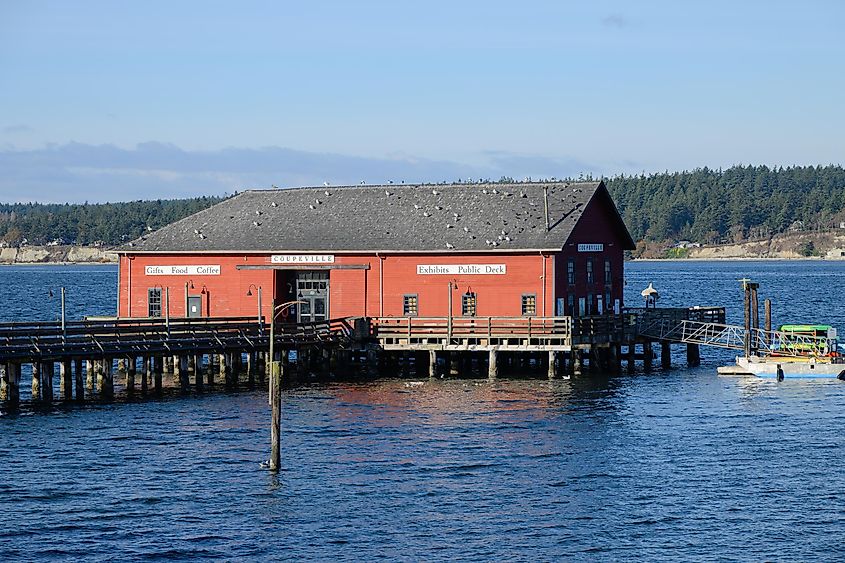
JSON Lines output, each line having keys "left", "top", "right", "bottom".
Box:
{"left": 605, "top": 165, "right": 845, "bottom": 244}
{"left": 0, "top": 197, "right": 224, "bottom": 246}
{"left": 2, "top": 164, "right": 844, "bottom": 248}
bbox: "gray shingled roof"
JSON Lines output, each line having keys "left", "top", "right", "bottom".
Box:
{"left": 123, "top": 181, "right": 634, "bottom": 253}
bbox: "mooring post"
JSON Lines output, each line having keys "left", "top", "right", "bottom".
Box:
{"left": 269, "top": 360, "right": 283, "bottom": 472}
{"left": 743, "top": 283, "right": 752, "bottom": 358}
{"left": 627, "top": 344, "right": 636, "bottom": 371}
{"left": 60, "top": 360, "right": 72, "bottom": 400}
{"left": 764, "top": 298, "right": 772, "bottom": 350}
{"left": 74, "top": 359, "right": 83, "bottom": 401}
{"left": 86, "top": 360, "right": 95, "bottom": 393}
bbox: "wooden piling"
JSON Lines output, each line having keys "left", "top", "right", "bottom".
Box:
{"left": 141, "top": 356, "right": 150, "bottom": 396}
{"left": 547, "top": 351, "right": 557, "bottom": 379}
{"left": 269, "top": 361, "right": 283, "bottom": 472}
{"left": 126, "top": 356, "right": 136, "bottom": 394}
{"left": 429, "top": 350, "right": 438, "bottom": 378}
{"left": 60, "top": 360, "right": 72, "bottom": 400}
{"left": 661, "top": 342, "right": 671, "bottom": 369}
{"left": 153, "top": 356, "right": 163, "bottom": 395}
{"left": 31, "top": 362, "right": 41, "bottom": 401}
{"left": 627, "top": 344, "right": 636, "bottom": 371}
{"left": 643, "top": 342, "right": 653, "bottom": 371}
{"left": 247, "top": 352, "right": 256, "bottom": 386}
{"left": 488, "top": 349, "right": 498, "bottom": 379}
{"left": 4, "top": 363, "right": 21, "bottom": 405}
{"left": 686, "top": 343, "right": 700, "bottom": 367}
{"left": 99, "top": 358, "right": 114, "bottom": 399}
{"left": 194, "top": 354, "right": 203, "bottom": 390}
{"left": 86, "top": 359, "right": 95, "bottom": 393}
{"left": 572, "top": 350, "right": 583, "bottom": 376}
{"left": 74, "top": 359, "right": 83, "bottom": 401}
{"left": 0, "top": 362, "right": 7, "bottom": 402}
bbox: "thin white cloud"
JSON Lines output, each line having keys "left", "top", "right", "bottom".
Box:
{"left": 0, "top": 142, "right": 608, "bottom": 203}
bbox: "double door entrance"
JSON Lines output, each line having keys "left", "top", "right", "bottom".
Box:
{"left": 295, "top": 271, "right": 329, "bottom": 323}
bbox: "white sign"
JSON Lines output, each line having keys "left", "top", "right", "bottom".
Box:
{"left": 145, "top": 265, "right": 221, "bottom": 276}
{"left": 417, "top": 264, "right": 507, "bottom": 275}
{"left": 270, "top": 254, "right": 335, "bottom": 264}
{"left": 577, "top": 244, "right": 604, "bottom": 252}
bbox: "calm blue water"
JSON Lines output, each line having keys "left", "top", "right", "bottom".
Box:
{"left": 2, "top": 261, "right": 845, "bottom": 561}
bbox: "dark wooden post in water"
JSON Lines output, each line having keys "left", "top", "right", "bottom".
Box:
{"left": 764, "top": 298, "right": 772, "bottom": 350}
{"left": 99, "top": 358, "right": 114, "bottom": 399}
{"left": 547, "top": 351, "right": 557, "bottom": 379}
{"left": 126, "top": 356, "right": 136, "bottom": 395}
{"left": 743, "top": 280, "right": 752, "bottom": 358}
{"left": 2, "top": 362, "right": 21, "bottom": 405}
{"left": 153, "top": 356, "right": 163, "bottom": 395}
{"left": 660, "top": 342, "right": 672, "bottom": 369}
{"left": 269, "top": 360, "right": 283, "bottom": 472}
{"left": 686, "top": 343, "right": 700, "bottom": 367}
{"left": 141, "top": 356, "right": 150, "bottom": 396}
{"left": 642, "top": 342, "right": 653, "bottom": 371}
{"left": 488, "top": 350, "right": 498, "bottom": 379}
{"left": 31, "top": 362, "right": 41, "bottom": 402}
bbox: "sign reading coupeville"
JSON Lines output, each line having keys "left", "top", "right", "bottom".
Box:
{"left": 577, "top": 244, "right": 604, "bottom": 252}
{"left": 270, "top": 254, "right": 335, "bottom": 264}
{"left": 144, "top": 265, "right": 221, "bottom": 275}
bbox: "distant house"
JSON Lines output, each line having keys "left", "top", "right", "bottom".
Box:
{"left": 116, "top": 181, "right": 636, "bottom": 320}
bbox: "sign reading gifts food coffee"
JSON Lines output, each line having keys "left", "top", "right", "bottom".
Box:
{"left": 145, "top": 265, "right": 221, "bottom": 276}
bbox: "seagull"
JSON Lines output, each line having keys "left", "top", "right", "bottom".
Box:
{"left": 272, "top": 184, "right": 278, "bottom": 189}
{"left": 435, "top": 206, "right": 442, "bottom": 210}
{"left": 193, "top": 229, "right": 199, "bottom": 234}
{"left": 385, "top": 190, "right": 393, "bottom": 196}
{"left": 324, "top": 190, "right": 330, "bottom": 196}
{"left": 492, "top": 189, "right": 498, "bottom": 194}
{"left": 323, "top": 181, "right": 330, "bottom": 187}
{"left": 414, "top": 204, "right": 421, "bottom": 209}
{"left": 270, "top": 202, "right": 278, "bottom": 207}
{"left": 432, "top": 189, "right": 440, "bottom": 195}
{"left": 423, "top": 212, "right": 431, "bottom": 217}
{"left": 445, "top": 242, "right": 455, "bottom": 249}
{"left": 505, "top": 236, "right": 512, "bottom": 241}
{"left": 315, "top": 199, "right": 321, "bottom": 204}
{"left": 255, "top": 210, "right": 262, "bottom": 215}
{"left": 199, "top": 233, "right": 207, "bottom": 239}
{"left": 252, "top": 221, "right": 261, "bottom": 226}
{"left": 482, "top": 189, "right": 488, "bottom": 194}
{"left": 485, "top": 239, "right": 492, "bottom": 245}
{"left": 446, "top": 224, "right": 453, "bottom": 229}
{"left": 463, "top": 226, "right": 470, "bottom": 232}
{"left": 453, "top": 213, "right": 460, "bottom": 218}
{"left": 309, "top": 205, "right": 316, "bottom": 210}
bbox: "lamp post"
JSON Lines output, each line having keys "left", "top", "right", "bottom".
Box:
{"left": 247, "top": 284, "right": 263, "bottom": 334}
{"left": 184, "top": 280, "right": 195, "bottom": 317}
{"left": 48, "top": 287, "right": 67, "bottom": 336}
{"left": 268, "top": 298, "right": 306, "bottom": 473}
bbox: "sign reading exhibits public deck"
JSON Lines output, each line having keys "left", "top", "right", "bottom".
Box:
{"left": 417, "top": 264, "right": 507, "bottom": 275}
{"left": 270, "top": 254, "right": 335, "bottom": 264}
{"left": 145, "top": 265, "right": 221, "bottom": 276}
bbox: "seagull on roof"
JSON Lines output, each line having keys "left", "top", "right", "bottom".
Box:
{"left": 252, "top": 221, "right": 261, "bottom": 226}
{"left": 482, "top": 189, "right": 488, "bottom": 194}
{"left": 435, "top": 205, "right": 442, "bottom": 210}
{"left": 414, "top": 204, "right": 421, "bottom": 209}
{"left": 324, "top": 190, "right": 330, "bottom": 196}
{"left": 463, "top": 226, "right": 470, "bottom": 232}
{"left": 423, "top": 212, "right": 431, "bottom": 217}
{"left": 315, "top": 198, "right": 321, "bottom": 204}
{"left": 432, "top": 189, "right": 440, "bottom": 195}
{"left": 445, "top": 242, "right": 455, "bottom": 249}
{"left": 309, "top": 205, "right": 316, "bottom": 210}
{"left": 270, "top": 202, "right": 277, "bottom": 207}
{"left": 323, "top": 181, "right": 329, "bottom": 187}
{"left": 385, "top": 190, "right": 392, "bottom": 196}
{"left": 193, "top": 229, "right": 199, "bottom": 234}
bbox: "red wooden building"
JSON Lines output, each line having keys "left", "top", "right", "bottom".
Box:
{"left": 116, "top": 181, "right": 635, "bottom": 323}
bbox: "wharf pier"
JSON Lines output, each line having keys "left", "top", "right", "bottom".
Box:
{"left": 0, "top": 306, "right": 725, "bottom": 407}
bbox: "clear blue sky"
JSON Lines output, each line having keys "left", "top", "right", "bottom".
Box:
{"left": 1, "top": 0, "right": 843, "bottom": 202}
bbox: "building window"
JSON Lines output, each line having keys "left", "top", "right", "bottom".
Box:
{"left": 604, "top": 259, "right": 611, "bottom": 285}
{"left": 521, "top": 294, "right": 536, "bottom": 316}
{"left": 148, "top": 288, "right": 162, "bottom": 317}
{"left": 403, "top": 294, "right": 418, "bottom": 317}
{"left": 586, "top": 293, "right": 594, "bottom": 315}
{"left": 586, "top": 258, "right": 594, "bottom": 284}
{"left": 567, "top": 258, "right": 575, "bottom": 285}
{"left": 605, "top": 290, "right": 612, "bottom": 313}
{"left": 567, "top": 294, "right": 575, "bottom": 316}
{"left": 462, "top": 292, "right": 477, "bottom": 316}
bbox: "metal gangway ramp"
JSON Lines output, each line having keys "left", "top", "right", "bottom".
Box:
{"left": 638, "top": 316, "right": 834, "bottom": 358}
